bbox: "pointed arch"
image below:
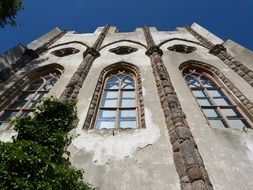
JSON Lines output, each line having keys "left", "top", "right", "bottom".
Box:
{"left": 179, "top": 60, "right": 253, "bottom": 129}
{"left": 158, "top": 38, "right": 208, "bottom": 49}
{"left": 99, "top": 40, "right": 147, "bottom": 51}
{"left": 83, "top": 62, "right": 145, "bottom": 130}
{"left": 0, "top": 63, "right": 64, "bottom": 129}
{"left": 47, "top": 41, "right": 90, "bottom": 51}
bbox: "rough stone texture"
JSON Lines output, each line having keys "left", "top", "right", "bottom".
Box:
{"left": 191, "top": 180, "right": 207, "bottom": 190}
{"left": 186, "top": 166, "right": 204, "bottom": 182}
{"left": 143, "top": 26, "right": 213, "bottom": 190}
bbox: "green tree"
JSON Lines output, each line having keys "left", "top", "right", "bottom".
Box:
{"left": 0, "top": 97, "right": 94, "bottom": 190}
{"left": 0, "top": 0, "right": 24, "bottom": 28}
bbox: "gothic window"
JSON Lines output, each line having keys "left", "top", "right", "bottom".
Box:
{"left": 184, "top": 70, "right": 251, "bottom": 129}
{"left": 0, "top": 72, "right": 60, "bottom": 128}
{"left": 95, "top": 71, "right": 138, "bottom": 129}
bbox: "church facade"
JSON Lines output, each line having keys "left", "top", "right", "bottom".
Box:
{"left": 1, "top": 23, "right": 253, "bottom": 190}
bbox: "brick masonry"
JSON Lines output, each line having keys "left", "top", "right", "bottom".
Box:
{"left": 143, "top": 26, "right": 213, "bottom": 190}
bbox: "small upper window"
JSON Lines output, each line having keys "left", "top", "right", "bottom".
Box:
{"left": 95, "top": 71, "right": 138, "bottom": 129}
{"left": 168, "top": 44, "right": 196, "bottom": 54}
{"left": 109, "top": 46, "right": 138, "bottom": 55}
{"left": 184, "top": 70, "right": 251, "bottom": 129}
{"left": 51, "top": 47, "right": 80, "bottom": 57}
{"left": 0, "top": 72, "right": 60, "bottom": 129}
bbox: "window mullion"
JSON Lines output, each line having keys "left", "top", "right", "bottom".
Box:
{"left": 134, "top": 79, "right": 139, "bottom": 128}
{"left": 93, "top": 71, "right": 140, "bottom": 130}
{"left": 116, "top": 79, "right": 122, "bottom": 129}
{"left": 216, "top": 107, "right": 229, "bottom": 128}
{"left": 0, "top": 73, "right": 60, "bottom": 129}
{"left": 203, "top": 87, "right": 216, "bottom": 107}
{"left": 201, "top": 76, "right": 227, "bottom": 127}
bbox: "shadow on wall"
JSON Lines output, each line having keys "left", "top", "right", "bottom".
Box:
{"left": 0, "top": 57, "right": 49, "bottom": 84}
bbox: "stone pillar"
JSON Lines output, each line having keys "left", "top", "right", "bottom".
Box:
{"left": 60, "top": 25, "right": 110, "bottom": 100}
{"left": 185, "top": 26, "right": 253, "bottom": 86}
{"left": 143, "top": 26, "right": 213, "bottom": 190}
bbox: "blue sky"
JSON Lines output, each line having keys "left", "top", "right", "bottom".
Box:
{"left": 1, "top": 0, "right": 253, "bottom": 52}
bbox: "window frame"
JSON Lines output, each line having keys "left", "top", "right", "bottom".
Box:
{"left": 0, "top": 72, "right": 61, "bottom": 129}
{"left": 183, "top": 69, "right": 253, "bottom": 129}
{"left": 94, "top": 71, "right": 140, "bottom": 130}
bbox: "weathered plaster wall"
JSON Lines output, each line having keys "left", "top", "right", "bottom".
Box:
{"left": 0, "top": 44, "right": 27, "bottom": 71}
{"left": 1, "top": 24, "right": 253, "bottom": 190}
{"left": 157, "top": 28, "right": 253, "bottom": 189}
{"left": 191, "top": 23, "right": 223, "bottom": 44}
{"left": 224, "top": 39, "right": 253, "bottom": 71}
{"left": 0, "top": 33, "right": 97, "bottom": 141}
{"left": 69, "top": 30, "right": 180, "bottom": 190}
{"left": 28, "top": 28, "right": 63, "bottom": 50}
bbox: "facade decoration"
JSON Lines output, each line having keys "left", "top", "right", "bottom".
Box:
{"left": 143, "top": 26, "right": 213, "bottom": 190}
{"left": 83, "top": 62, "right": 145, "bottom": 130}
{"left": 51, "top": 47, "right": 80, "bottom": 57}
{"left": 108, "top": 46, "right": 138, "bottom": 55}
{"left": 179, "top": 61, "right": 253, "bottom": 117}
{"left": 60, "top": 25, "right": 110, "bottom": 100}
{"left": 1, "top": 23, "right": 253, "bottom": 190}
{"left": 184, "top": 70, "right": 251, "bottom": 129}
{"left": 167, "top": 44, "right": 197, "bottom": 54}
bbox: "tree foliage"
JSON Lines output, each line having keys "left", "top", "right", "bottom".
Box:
{"left": 0, "top": 97, "right": 93, "bottom": 190}
{"left": 13, "top": 97, "right": 79, "bottom": 163}
{"left": 0, "top": 0, "right": 24, "bottom": 28}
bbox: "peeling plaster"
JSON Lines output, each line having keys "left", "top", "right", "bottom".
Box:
{"left": 72, "top": 108, "right": 160, "bottom": 165}
{"left": 142, "top": 87, "right": 147, "bottom": 96}
{"left": 196, "top": 49, "right": 217, "bottom": 60}
{"left": 243, "top": 134, "right": 253, "bottom": 161}
{"left": 0, "top": 130, "right": 17, "bottom": 142}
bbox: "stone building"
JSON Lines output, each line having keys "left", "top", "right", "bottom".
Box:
{"left": 1, "top": 23, "right": 253, "bottom": 190}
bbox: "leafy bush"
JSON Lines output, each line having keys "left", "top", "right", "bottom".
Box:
{"left": 13, "top": 97, "right": 78, "bottom": 163}
{"left": 0, "top": 97, "right": 93, "bottom": 190}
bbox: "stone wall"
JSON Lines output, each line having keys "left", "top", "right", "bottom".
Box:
{"left": 1, "top": 23, "right": 253, "bottom": 190}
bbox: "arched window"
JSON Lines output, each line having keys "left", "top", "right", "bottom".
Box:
{"left": 95, "top": 71, "right": 138, "bottom": 129}
{"left": 0, "top": 72, "right": 60, "bottom": 128}
{"left": 184, "top": 69, "right": 251, "bottom": 129}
